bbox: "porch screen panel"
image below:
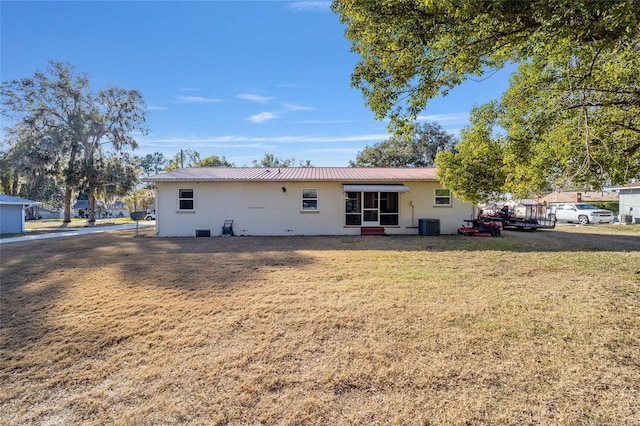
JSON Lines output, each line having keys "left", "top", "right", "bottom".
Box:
{"left": 345, "top": 192, "right": 361, "bottom": 225}
{"left": 380, "top": 192, "right": 399, "bottom": 225}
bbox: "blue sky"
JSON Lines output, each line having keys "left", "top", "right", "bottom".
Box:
{"left": 1, "top": 1, "right": 514, "bottom": 167}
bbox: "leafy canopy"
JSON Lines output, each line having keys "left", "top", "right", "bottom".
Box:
{"left": 333, "top": 0, "right": 640, "bottom": 199}
{"left": 350, "top": 121, "right": 455, "bottom": 167}
{"left": 1, "top": 61, "right": 148, "bottom": 220}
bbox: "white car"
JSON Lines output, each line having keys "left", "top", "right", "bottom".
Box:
{"left": 145, "top": 210, "right": 156, "bottom": 220}
{"left": 547, "top": 203, "right": 614, "bottom": 224}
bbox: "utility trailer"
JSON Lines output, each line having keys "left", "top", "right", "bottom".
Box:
{"left": 485, "top": 204, "right": 556, "bottom": 231}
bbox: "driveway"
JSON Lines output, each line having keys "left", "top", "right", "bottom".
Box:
{"left": 0, "top": 222, "right": 155, "bottom": 245}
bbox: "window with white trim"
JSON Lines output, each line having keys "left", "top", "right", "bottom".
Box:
{"left": 302, "top": 188, "right": 318, "bottom": 211}
{"left": 179, "top": 189, "right": 194, "bottom": 210}
{"left": 434, "top": 188, "right": 451, "bottom": 206}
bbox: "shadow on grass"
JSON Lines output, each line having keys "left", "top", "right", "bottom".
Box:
{"left": 0, "top": 228, "right": 318, "bottom": 378}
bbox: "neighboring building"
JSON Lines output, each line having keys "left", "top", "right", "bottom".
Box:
{"left": 607, "top": 182, "right": 640, "bottom": 224}
{"left": 107, "top": 200, "right": 129, "bottom": 218}
{"left": 0, "top": 194, "right": 37, "bottom": 234}
{"left": 72, "top": 199, "right": 89, "bottom": 218}
{"left": 539, "top": 191, "right": 618, "bottom": 204}
{"left": 143, "top": 167, "right": 474, "bottom": 237}
{"left": 36, "top": 206, "right": 62, "bottom": 220}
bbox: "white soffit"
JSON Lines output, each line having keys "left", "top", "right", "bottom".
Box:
{"left": 343, "top": 184, "right": 410, "bottom": 193}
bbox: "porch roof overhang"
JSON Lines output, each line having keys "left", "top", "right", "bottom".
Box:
{"left": 343, "top": 184, "right": 410, "bottom": 193}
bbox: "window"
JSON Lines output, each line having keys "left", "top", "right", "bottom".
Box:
{"left": 179, "top": 189, "right": 194, "bottom": 210}
{"left": 302, "top": 188, "right": 318, "bottom": 211}
{"left": 345, "top": 192, "right": 361, "bottom": 225}
{"left": 380, "top": 192, "right": 399, "bottom": 225}
{"left": 434, "top": 188, "right": 451, "bottom": 206}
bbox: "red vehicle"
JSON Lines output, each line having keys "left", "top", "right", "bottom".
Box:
{"left": 457, "top": 217, "right": 502, "bottom": 237}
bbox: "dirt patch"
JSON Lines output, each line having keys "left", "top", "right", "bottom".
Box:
{"left": 1, "top": 227, "right": 639, "bottom": 424}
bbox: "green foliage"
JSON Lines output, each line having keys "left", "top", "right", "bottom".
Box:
{"left": 165, "top": 149, "right": 201, "bottom": 170}
{"left": 198, "top": 155, "right": 234, "bottom": 167}
{"left": 350, "top": 121, "right": 456, "bottom": 167}
{"left": 164, "top": 151, "right": 235, "bottom": 170}
{"left": 590, "top": 201, "right": 619, "bottom": 215}
{"left": 1, "top": 61, "right": 148, "bottom": 222}
{"left": 252, "top": 154, "right": 312, "bottom": 168}
{"left": 435, "top": 104, "right": 506, "bottom": 204}
{"left": 137, "top": 152, "right": 168, "bottom": 176}
{"left": 333, "top": 0, "right": 640, "bottom": 191}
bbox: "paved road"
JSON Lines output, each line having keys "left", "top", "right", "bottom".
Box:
{"left": 0, "top": 222, "right": 155, "bottom": 245}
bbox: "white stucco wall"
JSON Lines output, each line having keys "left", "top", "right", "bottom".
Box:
{"left": 619, "top": 189, "right": 640, "bottom": 223}
{"left": 153, "top": 180, "right": 474, "bottom": 237}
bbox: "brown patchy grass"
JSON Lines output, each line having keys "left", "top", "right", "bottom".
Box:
{"left": 1, "top": 227, "right": 639, "bottom": 425}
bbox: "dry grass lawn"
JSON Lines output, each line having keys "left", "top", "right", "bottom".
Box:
{"left": 1, "top": 226, "right": 639, "bottom": 425}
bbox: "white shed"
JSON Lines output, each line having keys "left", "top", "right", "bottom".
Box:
{"left": 608, "top": 182, "right": 640, "bottom": 224}
{"left": 143, "top": 167, "right": 474, "bottom": 237}
{"left": 0, "top": 195, "right": 37, "bottom": 234}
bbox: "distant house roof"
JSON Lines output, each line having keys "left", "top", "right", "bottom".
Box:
{"left": 0, "top": 194, "right": 37, "bottom": 206}
{"left": 143, "top": 167, "right": 439, "bottom": 183}
{"left": 72, "top": 200, "right": 89, "bottom": 210}
{"left": 608, "top": 182, "right": 640, "bottom": 191}
{"left": 539, "top": 191, "right": 618, "bottom": 203}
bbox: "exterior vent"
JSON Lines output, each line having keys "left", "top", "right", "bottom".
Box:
{"left": 195, "top": 229, "right": 211, "bottom": 237}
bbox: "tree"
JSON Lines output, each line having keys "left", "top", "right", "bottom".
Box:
{"left": 350, "top": 121, "right": 455, "bottom": 167}
{"left": 332, "top": 0, "right": 640, "bottom": 189}
{"left": 252, "top": 154, "right": 294, "bottom": 168}
{"left": 165, "top": 149, "right": 201, "bottom": 170}
{"left": 252, "top": 154, "right": 312, "bottom": 167}
{"left": 197, "top": 155, "right": 234, "bottom": 167}
{"left": 0, "top": 148, "right": 20, "bottom": 196}
{"left": 435, "top": 103, "right": 506, "bottom": 204}
{"left": 1, "top": 61, "right": 148, "bottom": 222}
{"left": 137, "top": 152, "right": 168, "bottom": 176}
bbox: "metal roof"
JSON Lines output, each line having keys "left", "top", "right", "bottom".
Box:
{"left": 0, "top": 194, "right": 38, "bottom": 205}
{"left": 143, "top": 167, "right": 438, "bottom": 183}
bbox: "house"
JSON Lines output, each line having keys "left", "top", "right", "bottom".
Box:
{"left": 607, "top": 182, "right": 640, "bottom": 224}
{"left": 36, "top": 206, "right": 62, "bottom": 220}
{"left": 142, "top": 167, "right": 474, "bottom": 237}
{"left": 0, "top": 194, "right": 37, "bottom": 234}
{"left": 539, "top": 191, "right": 618, "bottom": 204}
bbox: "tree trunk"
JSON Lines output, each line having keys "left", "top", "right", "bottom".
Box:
{"left": 63, "top": 144, "right": 80, "bottom": 223}
{"left": 11, "top": 171, "right": 19, "bottom": 196}
{"left": 87, "top": 189, "right": 96, "bottom": 225}
{"left": 63, "top": 185, "right": 73, "bottom": 223}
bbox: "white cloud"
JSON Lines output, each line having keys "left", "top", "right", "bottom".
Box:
{"left": 237, "top": 93, "right": 275, "bottom": 103}
{"left": 416, "top": 112, "right": 469, "bottom": 123}
{"left": 284, "top": 103, "right": 313, "bottom": 111}
{"left": 147, "top": 105, "right": 168, "bottom": 111}
{"left": 176, "top": 95, "right": 223, "bottom": 103}
{"left": 248, "top": 112, "right": 278, "bottom": 123}
{"left": 287, "top": 2, "right": 331, "bottom": 12}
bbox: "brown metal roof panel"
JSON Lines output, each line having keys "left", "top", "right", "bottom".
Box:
{"left": 143, "top": 167, "right": 438, "bottom": 182}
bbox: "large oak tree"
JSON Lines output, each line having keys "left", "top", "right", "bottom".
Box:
{"left": 332, "top": 0, "right": 640, "bottom": 200}
{"left": 1, "top": 61, "right": 148, "bottom": 221}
